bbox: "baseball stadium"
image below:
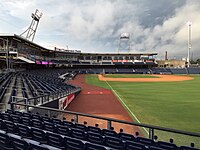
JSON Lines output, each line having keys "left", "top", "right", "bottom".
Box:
{"left": 0, "top": 6, "right": 200, "bottom": 150}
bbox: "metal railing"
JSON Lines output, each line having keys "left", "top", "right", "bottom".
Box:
{"left": 9, "top": 102, "right": 200, "bottom": 148}
{"left": 15, "top": 87, "right": 81, "bottom": 106}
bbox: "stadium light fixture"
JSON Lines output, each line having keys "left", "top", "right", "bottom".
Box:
{"left": 186, "top": 21, "right": 192, "bottom": 68}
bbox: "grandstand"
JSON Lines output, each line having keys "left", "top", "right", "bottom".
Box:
{"left": 0, "top": 34, "right": 200, "bottom": 149}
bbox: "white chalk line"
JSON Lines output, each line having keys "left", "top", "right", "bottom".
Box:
{"left": 105, "top": 80, "right": 149, "bottom": 135}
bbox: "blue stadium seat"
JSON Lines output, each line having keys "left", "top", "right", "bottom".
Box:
{"left": 43, "top": 121, "right": 55, "bottom": 132}
{"left": 86, "top": 131, "right": 105, "bottom": 145}
{"left": 118, "top": 132, "right": 136, "bottom": 142}
{"left": 22, "top": 112, "right": 32, "bottom": 119}
{"left": 180, "top": 146, "right": 199, "bottom": 150}
{"left": 102, "top": 128, "right": 118, "bottom": 137}
{"left": 156, "top": 141, "right": 178, "bottom": 149}
{"left": 0, "top": 119, "right": 6, "bottom": 130}
{"left": 10, "top": 114, "right": 21, "bottom": 123}
{"left": 71, "top": 128, "right": 87, "bottom": 140}
{"left": 125, "top": 141, "right": 146, "bottom": 150}
{"left": 137, "top": 137, "right": 155, "bottom": 146}
{"left": 32, "top": 119, "right": 43, "bottom": 129}
{"left": 31, "top": 127, "right": 47, "bottom": 144}
{"left": 87, "top": 126, "right": 102, "bottom": 135}
{"left": 10, "top": 136, "right": 30, "bottom": 150}
{"left": 17, "top": 123, "right": 32, "bottom": 138}
{"left": 46, "top": 132, "right": 65, "bottom": 149}
{"left": 64, "top": 137, "right": 85, "bottom": 150}
{"left": 105, "top": 136, "right": 124, "bottom": 149}
{"left": 29, "top": 143, "right": 49, "bottom": 150}
{"left": 52, "top": 118, "right": 62, "bottom": 125}
{"left": 4, "top": 120, "right": 18, "bottom": 133}
{"left": 2, "top": 113, "right": 10, "bottom": 121}
{"left": 0, "top": 132, "right": 13, "bottom": 150}
{"left": 85, "top": 142, "right": 107, "bottom": 150}
{"left": 63, "top": 120, "right": 74, "bottom": 128}
{"left": 56, "top": 124, "right": 71, "bottom": 136}
{"left": 21, "top": 116, "right": 32, "bottom": 126}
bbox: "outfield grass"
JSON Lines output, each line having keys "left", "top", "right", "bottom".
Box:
{"left": 86, "top": 74, "right": 200, "bottom": 146}
{"left": 103, "top": 74, "right": 159, "bottom": 78}
{"left": 86, "top": 74, "right": 200, "bottom": 133}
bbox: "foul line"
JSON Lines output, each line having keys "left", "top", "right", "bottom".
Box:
{"left": 105, "top": 80, "right": 149, "bottom": 135}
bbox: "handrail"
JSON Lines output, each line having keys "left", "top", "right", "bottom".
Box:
{"left": 10, "top": 102, "right": 200, "bottom": 138}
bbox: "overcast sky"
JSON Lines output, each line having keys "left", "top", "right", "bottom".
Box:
{"left": 0, "top": 0, "right": 200, "bottom": 59}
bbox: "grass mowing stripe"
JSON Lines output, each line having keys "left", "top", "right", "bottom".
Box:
{"left": 105, "top": 80, "right": 149, "bottom": 135}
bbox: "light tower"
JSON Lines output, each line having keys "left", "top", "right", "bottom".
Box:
{"left": 187, "top": 21, "right": 192, "bottom": 68}
{"left": 118, "top": 33, "right": 131, "bottom": 53}
{"left": 20, "top": 9, "right": 43, "bottom": 41}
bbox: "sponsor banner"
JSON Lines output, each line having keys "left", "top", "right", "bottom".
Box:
{"left": 59, "top": 93, "right": 75, "bottom": 110}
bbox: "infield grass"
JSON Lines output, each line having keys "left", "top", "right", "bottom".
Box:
{"left": 86, "top": 74, "right": 200, "bottom": 146}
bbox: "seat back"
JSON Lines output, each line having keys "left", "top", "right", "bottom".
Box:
{"left": 102, "top": 129, "right": 117, "bottom": 137}
{"left": 46, "top": 132, "right": 65, "bottom": 149}
{"left": 4, "top": 120, "right": 18, "bottom": 133}
{"left": 43, "top": 121, "right": 55, "bottom": 132}
{"left": 87, "top": 126, "right": 101, "bottom": 134}
{"left": 126, "top": 141, "right": 146, "bottom": 150}
{"left": 85, "top": 142, "right": 107, "bottom": 150}
{"left": 65, "top": 137, "right": 85, "bottom": 150}
{"left": 17, "top": 123, "right": 31, "bottom": 138}
{"left": 32, "top": 119, "right": 43, "bottom": 129}
{"left": 71, "top": 128, "right": 86, "bottom": 140}
{"left": 87, "top": 131, "right": 104, "bottom": 145}
{"left": 56, "top": 124, "right": 71, "bottom": 136}
{"left": 105, "top": 136, "right": 124, "bottom": 149}
{"left": 10, "top": 136, "right": 30, "bottom": 150}
{"left": 31, "top": 127, "right": 47, "bottom": 143}
{"left": 21, "top": 116, "right": 31, "bottom": 126}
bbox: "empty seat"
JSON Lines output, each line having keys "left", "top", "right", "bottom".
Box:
{"left": 102, "top": 129, "right": 118, "bottom": 137}
{"left": 29, "top": 143, "right": 49, "bottom": 150}
{"left": 156, "top": 141, "right": 178, "bottom": 149}
{"left": 43, "top": 121, "right": 55, "bottom": 132}
{"left": 87, "top": 126, "right": 102, "bottom": 135}
{"left": 21, "top": 116, "right": 32, "bottom": 126}
{"left": 65, "top": 137, "right": 85, "bottom": 150}
{"left": 10, "top": 114, "right": 21, "bottom": 123}
{"left": 63, "top": 120, "right": 74, "bottom": 128}
{"left": 32, "top": 119, "right": 43, "bottom": 129}
{"left": 14, "top": 111, "right": 23, "bottom": 117}
{"left": 10, "top": 136, "right": 30, "bottom": 150}
{"left": 31, "top": 127, "right": 47, "bottom": 144}
{"left": 17, "top": 123, "right": 31, "bottom": 138}
{"left": 71, "top": 128, "right": 87, "bottom": 140}
{"left": 180, "top": 146, "right": 199, "bottom": 150}
{"left": 32, "top": 114, "right": 41, "bottom": 120}
{"left": 86, "top": 131, "right": 105, "bottom": 145}
{"left": 105, "top": 136, "right": 124, "bottom": 149}
{"left": 118, "top": 132, "right": 136, "bottom": 142}
{"left": 0, "top": 132, "right": 13, "bottom": 150}
{"left": 23, "top": 112, "right": 32, "bottom": 119}
{"left": 126, "top": 141, "right": 146, "bottom": 150}
{"left": 4, "top": 120, "right": 18, "bottom": 133}
{"left": 137, "top": 137, "right": 155, "bottom": 146}
{"left": 1, "top": 113, "right": 10, "bottom": 121}
{"left": 52, "top": 118, "right": 62, "bottom": 125}
{"left": 56, "top": 124, "right": 71, "bottom": 136}
{"left": 85, "top": 142, "right": 107, "bottom": 150}
{"left": 42, "top": 115, "right": 51, "bottom": 123}
{"left": 46, "top": 132, "right": 65, "bottom": 149}
{"left": 74, "top": 123, "right": 87, "bottom": 131}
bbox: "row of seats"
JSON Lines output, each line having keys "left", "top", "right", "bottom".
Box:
{"left": 1, "top": 110, "right": 198, "bottom": 150}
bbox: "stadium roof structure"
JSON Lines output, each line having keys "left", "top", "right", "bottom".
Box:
{"left": 0, "top": 34, "right": 157, "bottom": 56}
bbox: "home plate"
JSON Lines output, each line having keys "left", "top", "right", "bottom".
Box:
{"left": 88, "top": 92, "right": 90, "bottom": 94}
{"left": 100, "top": 92, "right": 103, "bottom": 94}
